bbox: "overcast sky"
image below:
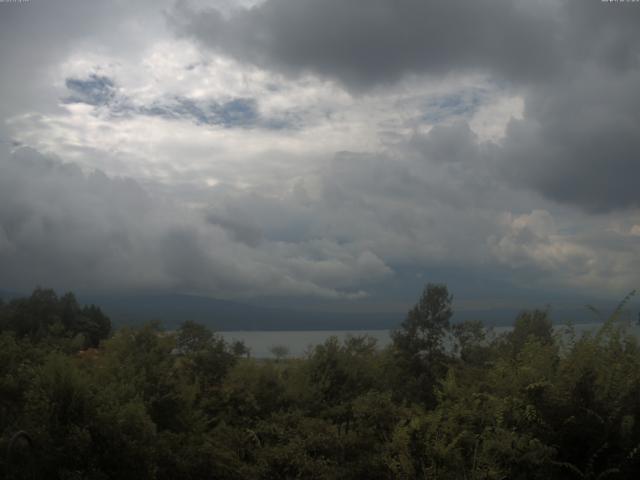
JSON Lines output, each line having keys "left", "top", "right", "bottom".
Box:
{"left": 1, "top": 0, "right": 639, "bottom": 315}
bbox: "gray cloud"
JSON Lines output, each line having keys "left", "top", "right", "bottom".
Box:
{"left": 171, "top": 0, "right": 640, "bottom": 213}
{"left": 0, "top": 146, "right": 391, "bottom": 298}
{"left": 411, "top": 121, "right": 480, "bottom": 165}
{"left": 500, "top": 66, "right": 640, "bottom": 213}
{"left": 171, "top": 0, "right": 559, "bottom": 90}
{"left": 3, "top": 0, "right": 640, "bottom": 306}
{"left": 206, "top": 211, "right": 263, "bottom": 247}
{"left": 0, "top": 0, "right": 175, "bottom": 135}
{"left": 172, "top": 0, "right": 640, "bottom": 89}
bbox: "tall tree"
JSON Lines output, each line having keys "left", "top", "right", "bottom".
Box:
{"left": 392, "top": 283, "right": 453, "bottom": 406}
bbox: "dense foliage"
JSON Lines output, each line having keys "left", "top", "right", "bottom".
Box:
{"left": 2, "top": 285, "right": 640, "bottom": 479}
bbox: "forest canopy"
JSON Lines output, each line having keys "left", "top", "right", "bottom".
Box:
{"left": 2, "top": 285, "right": 640, "bottom": 479}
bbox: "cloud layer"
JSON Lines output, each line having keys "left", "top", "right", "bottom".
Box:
{"left": 174, "top": 0, "right": 640, "bottom": 212}
{"left": 1, "top": 0, "right": 640, "bottom": 307}
{"left": 0, "top": 147, "right": 391, "bottom": 298}
{"left": 172, "top": 0, "right": 558, "bottom": 89}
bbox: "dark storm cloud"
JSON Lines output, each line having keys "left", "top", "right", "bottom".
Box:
{"left": 171, "top": 0, "right": 559, "bottom": 89}
{"left": 494, "top": 2, "right": 640, "bottom": 213}
{"left": 561, "top": 0, "right": 640, "bottom": 73}
{"left": 172, "top": 0, "right": 640, "bottom": 89}
{"left": 500, "top": 67, "right": 640, "bottom": 213}
{"left": 172, "top": 0, "right": 640, "bottom": 213}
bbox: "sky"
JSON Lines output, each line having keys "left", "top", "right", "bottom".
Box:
{"left": 1, "top": 0, "right": 639, "bottom": 318}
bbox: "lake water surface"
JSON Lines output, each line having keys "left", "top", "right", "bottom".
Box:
{"left": 220, "top": 322, "right": 640, "bottom": 358}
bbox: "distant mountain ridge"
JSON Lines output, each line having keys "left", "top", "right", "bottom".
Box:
{"left": 2, "top": 289, "right": 628, "bottom": 331}
{"left": 76, "top": 293, "right": 402, "bottom": 331}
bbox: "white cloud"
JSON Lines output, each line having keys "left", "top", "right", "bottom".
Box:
{"left": 490, "top": 209, "right": 640, "bottom": 294}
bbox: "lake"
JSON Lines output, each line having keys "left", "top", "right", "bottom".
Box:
{"left": 220, "top": 329, "right": 392, "bottom": 358}
{"left": 220, "top": 322, "right": 640, "bottom": 358}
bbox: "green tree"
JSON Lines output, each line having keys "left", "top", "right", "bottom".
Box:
{"left": 391, "top": 283, "right": 453, "bottom": 406}
{"left": 176, "top": 321, "right": 238, "bottom": 390}
{"left": 0, "top": 289, "right": 110, "bottom": 348}
{"left": 508, "top": 309, "right": 553, "bottom": 355}
{"left": 452, "top": 319, "right": 490, "bottom": 365}
{"left": 269, "top": 345, "right": 290, "bottom": 362}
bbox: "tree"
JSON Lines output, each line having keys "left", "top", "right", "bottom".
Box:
{"left": 231, "top": 340, "right": 250, "bottom": 358}
{"left": 508, "top": 309, "right": 553, "bottom": 355}
{"left": 452, "top": 319, "right": 490, "bottom": 365}
{"left": 391, "top": 283, "right": 453, "bottom": 406}
{"left": 0, "top": 289, "right": 111, "bottom": 348}
{"left": 176, "top": 320, "right": 214, "bottom": 354}
{"left": 176, "top": 321, "right": 237, "bottom": 390}
{"left": 269, "top": 345, "right": 290, "bottom": 362}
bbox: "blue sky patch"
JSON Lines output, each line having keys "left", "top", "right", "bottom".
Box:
{"left": 64, "top": 76, "right": 263, "bottom": 128}
{"left": 422, "top": 89, "right": 486, "bottom": 124}
{"left": 64, "top": 74, "right": 117, "bottom": 107}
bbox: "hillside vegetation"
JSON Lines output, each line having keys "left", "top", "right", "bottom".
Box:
{"left": 2, "top": 286, "right": 640, "bottom": 479}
